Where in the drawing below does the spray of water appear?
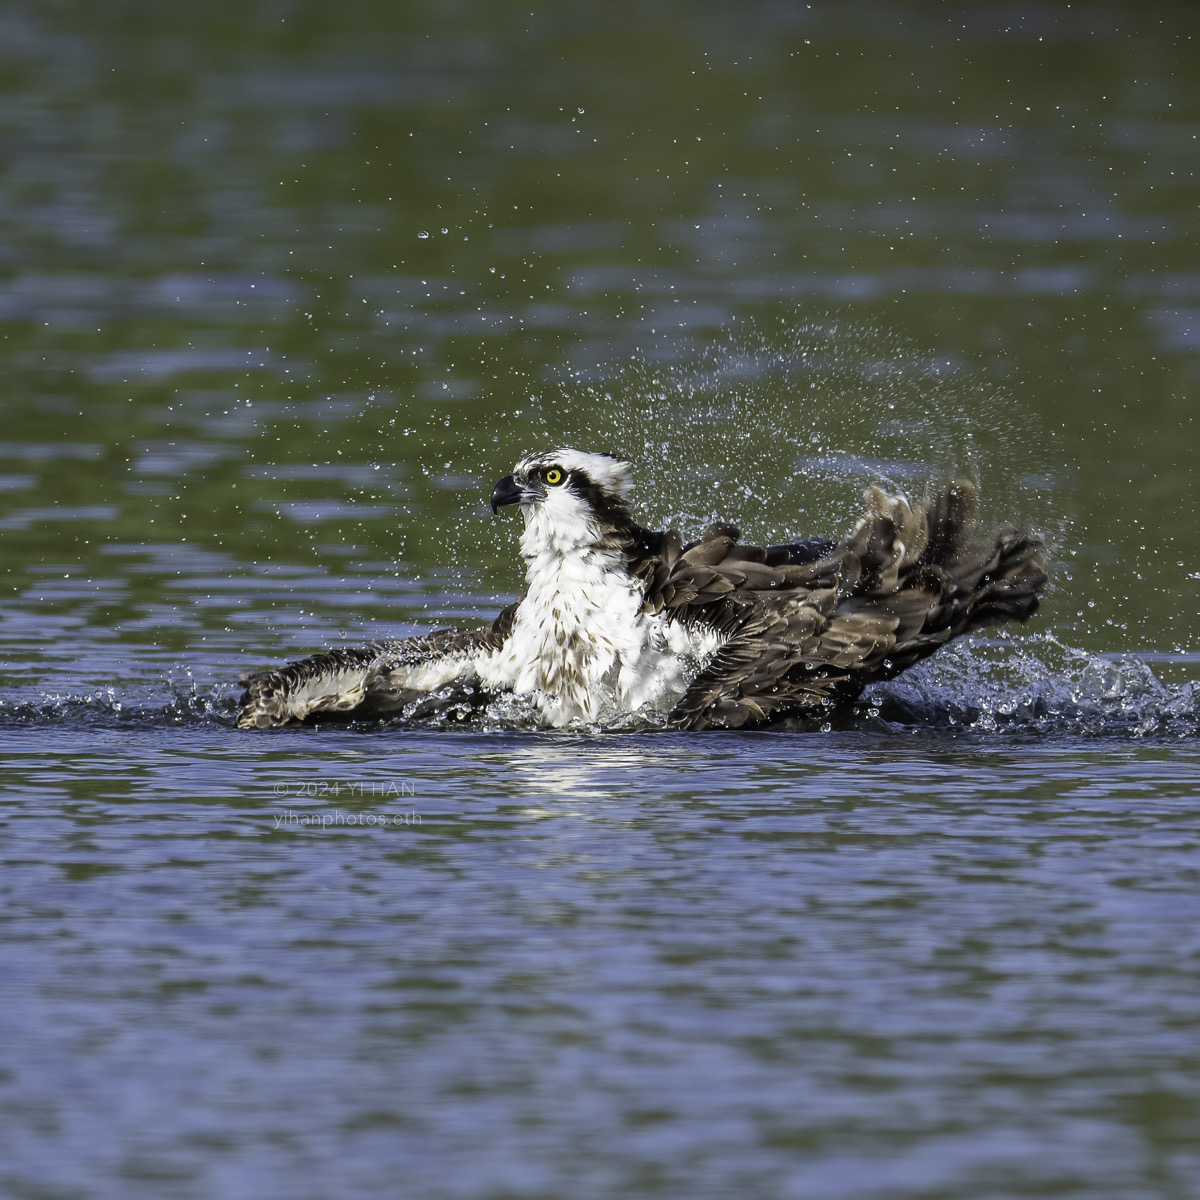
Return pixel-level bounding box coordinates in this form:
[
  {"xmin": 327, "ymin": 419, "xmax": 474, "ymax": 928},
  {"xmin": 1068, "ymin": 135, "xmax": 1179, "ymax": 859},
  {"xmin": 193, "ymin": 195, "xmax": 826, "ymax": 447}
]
[
  {"xmin": 19, "ymin": 315, "xmax": 1180, "ymax": 737},
  {"xmin": 522, "ymin": 317, "xmax": 1065, "ymax": 550}
]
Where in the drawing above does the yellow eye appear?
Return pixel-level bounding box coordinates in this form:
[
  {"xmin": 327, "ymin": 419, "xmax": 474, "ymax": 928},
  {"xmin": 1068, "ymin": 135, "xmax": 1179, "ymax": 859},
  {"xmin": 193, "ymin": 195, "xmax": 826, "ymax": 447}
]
[{"xmin": 544, "ymin": 468, "xmax": 564, "ymax": 485}]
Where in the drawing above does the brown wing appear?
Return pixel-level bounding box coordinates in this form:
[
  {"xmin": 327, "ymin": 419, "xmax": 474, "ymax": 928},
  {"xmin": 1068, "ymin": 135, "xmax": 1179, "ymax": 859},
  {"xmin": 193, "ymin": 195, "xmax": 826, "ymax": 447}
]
[
  {"xmin": 660, "ymin": 483, "xmax": 1046, "ymax": 731},
  {"xmin": 236, "ymin": 601, "xmax": 520, "ymax": 729}
]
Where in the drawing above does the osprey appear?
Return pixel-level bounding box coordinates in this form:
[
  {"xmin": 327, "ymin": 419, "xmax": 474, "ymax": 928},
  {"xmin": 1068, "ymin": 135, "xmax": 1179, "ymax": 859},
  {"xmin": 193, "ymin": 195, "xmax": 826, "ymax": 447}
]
[{"xmin": 237, "ymin": 448, "xmax": 1047, "ymax": 731}]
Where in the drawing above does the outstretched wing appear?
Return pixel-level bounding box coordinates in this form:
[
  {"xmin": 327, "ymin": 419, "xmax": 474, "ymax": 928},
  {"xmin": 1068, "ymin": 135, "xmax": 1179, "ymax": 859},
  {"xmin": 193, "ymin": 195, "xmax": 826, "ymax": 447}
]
[
  {"xmin": 236, "ymin": 602, "xmax": 519, "ymax": 729},
  {"xmin": 654, "ymin": 483, "xmax": 1046, "ymax": 730}
]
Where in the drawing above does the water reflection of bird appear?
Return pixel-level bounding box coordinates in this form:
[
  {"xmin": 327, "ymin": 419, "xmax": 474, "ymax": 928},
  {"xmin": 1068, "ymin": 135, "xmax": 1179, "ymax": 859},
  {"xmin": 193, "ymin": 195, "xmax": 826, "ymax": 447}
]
[{"xmin": 237, "ymin": 449, "xmax": 1046, "ymax": 731}]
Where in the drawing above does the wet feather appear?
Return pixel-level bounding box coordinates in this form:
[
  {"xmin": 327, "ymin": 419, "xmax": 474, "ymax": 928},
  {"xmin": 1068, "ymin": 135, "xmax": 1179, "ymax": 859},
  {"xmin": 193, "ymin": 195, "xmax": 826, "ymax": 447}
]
[{"xmin": 237, "ymin": 452, "xmax": 1047, "ymax": 732}]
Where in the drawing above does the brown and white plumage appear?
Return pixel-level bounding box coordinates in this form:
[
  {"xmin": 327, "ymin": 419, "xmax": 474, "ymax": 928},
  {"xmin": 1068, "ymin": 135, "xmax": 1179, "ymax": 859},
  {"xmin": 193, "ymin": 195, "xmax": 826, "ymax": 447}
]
[{"xmin": 236, "ymin": 449, "xmax": 1047, "ymax": 731}]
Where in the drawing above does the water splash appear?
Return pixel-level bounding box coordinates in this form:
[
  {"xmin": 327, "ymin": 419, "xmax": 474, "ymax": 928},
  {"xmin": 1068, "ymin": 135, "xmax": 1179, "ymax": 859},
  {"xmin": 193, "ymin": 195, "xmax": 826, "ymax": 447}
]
[
  {"xmin": 0, "ymin": 682, "xmax": 237, "ymax": 729},
  {"xmin": 3, "ymin": 638, "xmax": 1196, "ymax": 740},
  {"xmin": 864, "ymin": 633, "xmax": 1200, "ymax": 740},
  {"xmin": 525, "ymin": 317, "xmax": 1063, "ymax": 550}
]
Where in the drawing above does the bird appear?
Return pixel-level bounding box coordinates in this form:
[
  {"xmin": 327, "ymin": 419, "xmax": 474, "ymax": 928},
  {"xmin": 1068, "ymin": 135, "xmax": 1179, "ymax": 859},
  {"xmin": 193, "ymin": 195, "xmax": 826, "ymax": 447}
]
[{"xmin": 236, "ymin": 448, "xmax": 1047, "ymax": 731}]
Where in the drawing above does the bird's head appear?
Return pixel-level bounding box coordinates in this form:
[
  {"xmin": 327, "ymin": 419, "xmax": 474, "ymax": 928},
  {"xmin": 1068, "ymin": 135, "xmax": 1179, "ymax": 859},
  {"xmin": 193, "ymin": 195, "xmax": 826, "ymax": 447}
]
[{"xmin": 491, "ymin": 449, "xmax": 634, "ymax": 554}]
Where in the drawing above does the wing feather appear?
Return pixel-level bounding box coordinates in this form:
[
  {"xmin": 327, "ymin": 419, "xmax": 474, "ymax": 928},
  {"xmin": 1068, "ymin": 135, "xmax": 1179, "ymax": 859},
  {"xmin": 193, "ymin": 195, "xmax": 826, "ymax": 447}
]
[
  {"xmin": 236, "ymin": 601, "xmax": 519, "ymax": 729},
  {"xmin": 661, "ymin": 482, "xmax": 1046, "ymax": 730}
]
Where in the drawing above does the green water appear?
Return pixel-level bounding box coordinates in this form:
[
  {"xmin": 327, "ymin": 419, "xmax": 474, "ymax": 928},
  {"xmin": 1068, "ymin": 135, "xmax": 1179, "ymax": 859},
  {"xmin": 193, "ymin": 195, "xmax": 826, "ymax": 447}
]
[{"xmin": 3, "ymin": 3, "xmax": 1200, "ymax": 1197}]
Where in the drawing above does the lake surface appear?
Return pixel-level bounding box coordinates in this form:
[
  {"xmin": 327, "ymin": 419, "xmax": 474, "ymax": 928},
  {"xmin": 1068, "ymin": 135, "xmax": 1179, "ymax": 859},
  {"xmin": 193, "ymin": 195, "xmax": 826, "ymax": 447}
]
[{"xmin": 3, "ymin": 2, "xmax": 1200, "ymax": 1197}]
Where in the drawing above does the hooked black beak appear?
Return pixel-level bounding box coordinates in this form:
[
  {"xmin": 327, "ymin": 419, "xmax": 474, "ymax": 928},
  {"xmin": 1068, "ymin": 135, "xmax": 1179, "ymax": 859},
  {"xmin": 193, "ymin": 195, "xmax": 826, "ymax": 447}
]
[{"xmin": 491, "ymin": 474, "xmax": 524, "ymax": 514}]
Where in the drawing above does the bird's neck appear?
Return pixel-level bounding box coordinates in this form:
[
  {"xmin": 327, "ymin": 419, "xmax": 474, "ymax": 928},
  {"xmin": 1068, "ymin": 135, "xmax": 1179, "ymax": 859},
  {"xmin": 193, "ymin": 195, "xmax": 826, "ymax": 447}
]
[
  {"xmin": 519, "ymin": 532, "xmax": 629, "ymax": 608},
  {"xmin": 515, "ymin": 505, "xmax": 642, "ymax": 646},
  {"xmin": 517, "ymin": 503, "xmax": 633, "ymax": 566}
]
